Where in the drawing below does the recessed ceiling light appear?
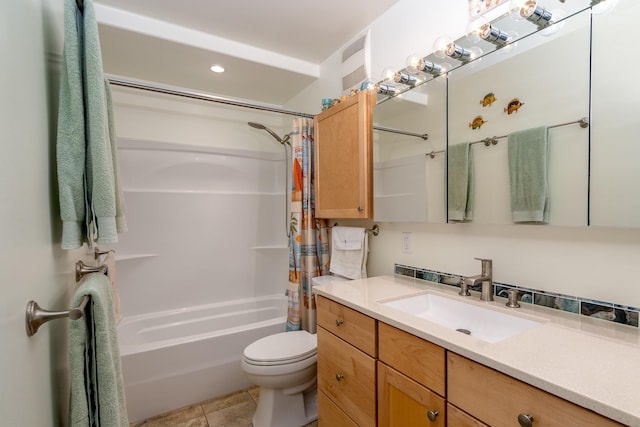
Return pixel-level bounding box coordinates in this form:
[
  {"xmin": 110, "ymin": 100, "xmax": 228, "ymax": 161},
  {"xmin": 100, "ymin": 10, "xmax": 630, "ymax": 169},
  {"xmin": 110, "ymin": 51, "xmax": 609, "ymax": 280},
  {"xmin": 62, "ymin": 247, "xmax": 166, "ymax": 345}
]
[{"xmin": 210, "ymin": 65, "xmax": 225, "ymax": 73}]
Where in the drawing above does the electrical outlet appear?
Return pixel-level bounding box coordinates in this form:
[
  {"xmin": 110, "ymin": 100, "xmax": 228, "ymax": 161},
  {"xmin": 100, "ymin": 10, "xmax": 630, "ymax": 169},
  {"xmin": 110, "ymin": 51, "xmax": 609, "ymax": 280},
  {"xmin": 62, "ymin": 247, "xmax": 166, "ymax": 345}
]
[{"xmin": 401, "ymin": 232, "xmax": 412, "ymax": 254}]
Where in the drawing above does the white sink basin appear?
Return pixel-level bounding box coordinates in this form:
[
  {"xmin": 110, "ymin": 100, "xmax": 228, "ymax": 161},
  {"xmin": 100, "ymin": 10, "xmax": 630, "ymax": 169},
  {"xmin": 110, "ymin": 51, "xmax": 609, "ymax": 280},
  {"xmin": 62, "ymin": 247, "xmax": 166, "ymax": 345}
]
[{"xmin": 382, "ymin": 293, "xmax": 542, "ymax": 343}]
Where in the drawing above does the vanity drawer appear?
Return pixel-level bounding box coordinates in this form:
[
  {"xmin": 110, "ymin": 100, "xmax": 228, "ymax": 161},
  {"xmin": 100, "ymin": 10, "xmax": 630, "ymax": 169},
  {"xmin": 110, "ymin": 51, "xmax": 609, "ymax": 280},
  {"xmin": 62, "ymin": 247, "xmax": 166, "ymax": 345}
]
[
  {"xmin": 318, "ymin": 390, "xmax": 358, "ymax": 427},
  {"xmin": 447, "ymin": 353, "xmax": 624, "ymax": 427},
  {"xmin": 378, "ymin": 322, "xmax": 445, "ymax": 396},
  {"xmin": 317, "ymin": 326, "xmax": 376, "ymax": 427},
  {"xmin": 317, "ymin": 295, "xmax": 377, "ymax": 357}
]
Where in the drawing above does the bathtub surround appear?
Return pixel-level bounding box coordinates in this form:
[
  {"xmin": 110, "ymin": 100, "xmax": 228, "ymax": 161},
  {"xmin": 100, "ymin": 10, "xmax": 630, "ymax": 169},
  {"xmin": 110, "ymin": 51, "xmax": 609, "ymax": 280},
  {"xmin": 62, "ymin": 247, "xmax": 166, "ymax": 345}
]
[
  {"xmin": 119, "ymin": 295, "xmax": 287, "ymax": 421},
  {"xmin": 56, "ymin": 0, "xmax": 126, "ymax": 249},
  {"xmin": 394, "ymin": 264, "xmax": 639, "ymax": 328},
  {"xmin": 111, "ymin": 137, "xmax": 290, "ymax": 420}
]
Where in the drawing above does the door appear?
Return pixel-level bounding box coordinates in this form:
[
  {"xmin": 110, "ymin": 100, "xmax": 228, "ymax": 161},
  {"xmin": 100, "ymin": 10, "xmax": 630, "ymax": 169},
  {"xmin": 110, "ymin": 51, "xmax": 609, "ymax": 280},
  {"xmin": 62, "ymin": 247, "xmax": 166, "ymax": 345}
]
[{"xmin": 1, "ymin": 1, "xmax": 84, "ymax": 425}]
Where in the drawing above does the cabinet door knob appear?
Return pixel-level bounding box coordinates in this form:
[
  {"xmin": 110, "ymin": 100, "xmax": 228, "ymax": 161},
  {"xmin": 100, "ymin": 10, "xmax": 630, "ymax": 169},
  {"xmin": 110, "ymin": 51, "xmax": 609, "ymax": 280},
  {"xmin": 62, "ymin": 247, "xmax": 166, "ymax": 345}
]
[
  {"xmin": 426, "ymin": 410, "xmax": 439, "ymax": 422},
  {"xmin": 518, "ymin": 414, "xmax": 534, "ymax": 427},
  {"xmin": 335, "ymin": 319, "xmax": 344, "ymax": 326},
  {"xmin": 335, "ymin": 374, "xmax": 344, "ymax": 381}
]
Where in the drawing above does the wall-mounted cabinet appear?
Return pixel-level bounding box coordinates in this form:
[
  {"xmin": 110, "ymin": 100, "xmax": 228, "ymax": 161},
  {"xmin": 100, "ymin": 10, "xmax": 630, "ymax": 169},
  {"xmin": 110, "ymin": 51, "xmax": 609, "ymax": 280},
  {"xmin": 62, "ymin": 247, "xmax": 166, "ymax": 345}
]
[{"xmin": 315, "ymin": 90, "xmax": 376, "ymax": 219}]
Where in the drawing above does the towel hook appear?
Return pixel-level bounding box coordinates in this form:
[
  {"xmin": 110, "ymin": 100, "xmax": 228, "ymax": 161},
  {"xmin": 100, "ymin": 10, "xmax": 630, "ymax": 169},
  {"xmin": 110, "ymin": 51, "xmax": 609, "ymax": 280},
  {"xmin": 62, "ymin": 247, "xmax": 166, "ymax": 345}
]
[{"xmin": 76, "ymin": 260, "xmax": 108, "ymax": 282}]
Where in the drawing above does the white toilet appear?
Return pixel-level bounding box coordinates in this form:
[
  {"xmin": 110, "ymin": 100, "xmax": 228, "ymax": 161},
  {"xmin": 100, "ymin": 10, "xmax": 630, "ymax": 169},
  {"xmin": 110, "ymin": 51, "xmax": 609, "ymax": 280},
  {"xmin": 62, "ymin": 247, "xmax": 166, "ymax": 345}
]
[{"xmin": 241, "ymin": 275, "xmax": 348, "ymax": 427}]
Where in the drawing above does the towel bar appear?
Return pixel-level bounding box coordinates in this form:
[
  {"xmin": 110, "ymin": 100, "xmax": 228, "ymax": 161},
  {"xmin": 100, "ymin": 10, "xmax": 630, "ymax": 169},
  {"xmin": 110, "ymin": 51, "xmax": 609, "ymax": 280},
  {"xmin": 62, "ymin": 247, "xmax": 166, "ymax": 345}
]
[
  {"xmin": 76, "ymin": 260, "xmax": 108, "ymax": 282},
  {"xmin": 330, "ymin": 223, "xmax": 379, "ymax": 236},
  {"xmin": 25, "ymin": 295, "xmax": 90, "ymax": 337},
  {"xmin": 25, "ymin": 260, "xmax": 108, "ymax": 337}
]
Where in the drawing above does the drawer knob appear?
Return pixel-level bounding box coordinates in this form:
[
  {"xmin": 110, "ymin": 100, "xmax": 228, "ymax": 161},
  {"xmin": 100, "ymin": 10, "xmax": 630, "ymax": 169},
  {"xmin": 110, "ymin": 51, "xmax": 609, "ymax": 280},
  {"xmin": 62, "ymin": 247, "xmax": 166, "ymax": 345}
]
[
  {"xmin": 335, "ymin": 319, "xmax": 344, "ymax": 326},
  {"xmin": 335, "ymin": 374, "xmax": 344, "ymax": 381},
  {"xmin": 426, "ymin": 410, "xmax": 439, "ymax": 422},
  {"xmin": 518, "ymin": 414, "xmax": 534, "ymax": 427}
]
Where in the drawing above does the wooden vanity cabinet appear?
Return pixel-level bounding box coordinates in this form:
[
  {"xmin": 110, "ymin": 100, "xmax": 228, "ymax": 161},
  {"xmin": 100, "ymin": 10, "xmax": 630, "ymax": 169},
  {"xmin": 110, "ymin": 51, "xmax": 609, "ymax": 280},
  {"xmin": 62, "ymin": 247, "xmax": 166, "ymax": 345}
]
[
  {"xmin": 447, "ymin": 352, "xmax": 624, "ymax": 427},
  {"xmin": 378, "ymin": 323, "xmax": 446, "ymax": 427},
  {"xmin": 316, "ymin": 295, "xmax": 377, "ymax": 427},
  {"xmin": 314, "ymin": 90, "xmax": 375, "ymax": 219},
  {"xmin": 316, "ymin": 295, "xmax": 625, "ymax": 427}
]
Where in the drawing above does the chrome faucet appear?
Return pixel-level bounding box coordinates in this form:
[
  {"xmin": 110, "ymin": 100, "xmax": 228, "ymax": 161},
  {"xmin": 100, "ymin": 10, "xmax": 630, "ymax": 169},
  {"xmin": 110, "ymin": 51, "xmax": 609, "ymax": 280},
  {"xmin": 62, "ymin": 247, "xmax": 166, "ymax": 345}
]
[{"xmin": 460, "ymin": 258, "xmax": 493, "ymax": 301}]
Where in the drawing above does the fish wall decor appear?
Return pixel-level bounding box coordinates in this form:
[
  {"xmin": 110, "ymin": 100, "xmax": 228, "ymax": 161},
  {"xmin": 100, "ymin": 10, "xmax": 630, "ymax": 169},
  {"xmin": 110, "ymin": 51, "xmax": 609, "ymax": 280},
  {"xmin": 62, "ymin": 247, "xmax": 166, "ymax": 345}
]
[{"xmin": 505, "ymin": 98, "xmax": 525, "ymax": 114}]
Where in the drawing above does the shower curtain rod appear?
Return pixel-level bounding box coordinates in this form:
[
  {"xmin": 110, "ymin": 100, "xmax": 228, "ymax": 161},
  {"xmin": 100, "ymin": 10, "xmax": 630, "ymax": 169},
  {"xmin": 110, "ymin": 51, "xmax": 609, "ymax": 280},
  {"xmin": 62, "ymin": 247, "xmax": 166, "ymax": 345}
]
[{"xmin": 106, "ymin": 76, "xmax": 427, "ymax": 140}]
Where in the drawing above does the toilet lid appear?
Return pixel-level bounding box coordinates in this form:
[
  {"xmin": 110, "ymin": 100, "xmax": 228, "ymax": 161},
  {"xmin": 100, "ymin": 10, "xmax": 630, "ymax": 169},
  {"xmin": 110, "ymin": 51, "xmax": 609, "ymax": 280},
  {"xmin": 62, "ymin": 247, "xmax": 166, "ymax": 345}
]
[{"xmin": 243, "ymin": 331, "xmax": 317, "ymax": 365}]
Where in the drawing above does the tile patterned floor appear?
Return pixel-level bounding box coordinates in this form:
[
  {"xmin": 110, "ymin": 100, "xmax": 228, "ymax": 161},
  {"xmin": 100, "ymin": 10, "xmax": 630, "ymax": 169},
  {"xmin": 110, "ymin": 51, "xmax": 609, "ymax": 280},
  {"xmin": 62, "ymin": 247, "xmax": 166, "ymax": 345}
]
[{"xmin": 129, "ymin": 386, "xmax": 319, "ymax": 427}]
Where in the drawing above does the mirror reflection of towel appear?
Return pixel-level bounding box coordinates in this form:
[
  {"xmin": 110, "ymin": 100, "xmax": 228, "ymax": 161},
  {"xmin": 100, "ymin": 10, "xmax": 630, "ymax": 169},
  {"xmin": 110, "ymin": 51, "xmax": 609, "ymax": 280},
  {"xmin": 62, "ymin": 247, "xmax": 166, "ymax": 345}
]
[
  {"xmin": 448, "ymin": 142, "xmax": 474, "ymax": 221},
  {"xmin": 508, "ymin": 126, "xmax": 549, "ymax": 223},
  {"xmin": 330, "ymin": 227, "xmax": 368, "ymax": 279}
]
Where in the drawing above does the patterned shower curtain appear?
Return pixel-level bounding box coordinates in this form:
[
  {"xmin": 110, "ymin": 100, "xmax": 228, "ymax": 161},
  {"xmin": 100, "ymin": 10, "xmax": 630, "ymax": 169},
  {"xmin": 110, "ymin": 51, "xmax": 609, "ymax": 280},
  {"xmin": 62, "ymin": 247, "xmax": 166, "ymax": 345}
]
[{"xmin": 286, "ymin": 117, "xmax": 330, "ymax": 332}]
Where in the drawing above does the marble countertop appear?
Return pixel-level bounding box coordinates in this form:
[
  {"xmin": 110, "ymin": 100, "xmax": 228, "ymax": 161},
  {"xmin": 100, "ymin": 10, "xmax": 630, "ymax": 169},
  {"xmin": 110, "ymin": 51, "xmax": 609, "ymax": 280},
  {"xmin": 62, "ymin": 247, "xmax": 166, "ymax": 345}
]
[{"xmin": 313, "ymin": 275, "xmax": 640, "ymax": 426}]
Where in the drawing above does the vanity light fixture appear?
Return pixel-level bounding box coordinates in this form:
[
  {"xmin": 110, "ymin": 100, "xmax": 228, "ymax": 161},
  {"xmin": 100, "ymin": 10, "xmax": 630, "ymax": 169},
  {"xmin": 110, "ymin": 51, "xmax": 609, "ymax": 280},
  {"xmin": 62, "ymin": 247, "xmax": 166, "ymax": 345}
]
[
  {"xmin": 511, "ymin": 0, "xmax": 553, "ymax": 28},
  {"xmin": 376, "ymin": 83, "xmax": 398, "ymax": 96},
  {"xmin": 478, "ymin": 24, "xmax": 510, "ymax": 47},
  {"xmin": 381, "ymin": 67, "xmax": 418, "ymax": 88},
  {"xmin": 406, "ymin": 54, "xmax": 445, "ymax": 76},
  {"xmin": 393, "ymin": 71, "xmax": 419, "ymax": 86},
  {"xmin": 434, "ymin": 35, "xmax": 473, "ymax": 62}
]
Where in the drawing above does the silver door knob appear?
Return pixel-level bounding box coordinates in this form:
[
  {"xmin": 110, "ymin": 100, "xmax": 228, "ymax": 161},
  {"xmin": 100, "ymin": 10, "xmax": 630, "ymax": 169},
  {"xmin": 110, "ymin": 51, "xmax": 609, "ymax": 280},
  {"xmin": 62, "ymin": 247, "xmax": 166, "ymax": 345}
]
[
  {"xmin": 426, "ymin": 410, "xmax": 439, "ymax": 422},
  {"xmin": 518, "ymin": 414, "xmax": 534, "ymax": 427},
  {"xmin": 335, "ymin": 374, "xmax": 344, "ymax": 381}
]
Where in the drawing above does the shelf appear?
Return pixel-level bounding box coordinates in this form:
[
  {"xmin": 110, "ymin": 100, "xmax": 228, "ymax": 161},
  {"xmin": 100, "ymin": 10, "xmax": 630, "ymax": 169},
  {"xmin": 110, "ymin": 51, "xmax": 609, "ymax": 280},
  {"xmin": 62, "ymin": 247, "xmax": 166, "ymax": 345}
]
[
  {"xmin": 114, "ymin": 254, "xmax": 159, "ymax": 261},
  {"xmin": 250, "ymin": 245, "xmax": 288, "ymax": 250}
]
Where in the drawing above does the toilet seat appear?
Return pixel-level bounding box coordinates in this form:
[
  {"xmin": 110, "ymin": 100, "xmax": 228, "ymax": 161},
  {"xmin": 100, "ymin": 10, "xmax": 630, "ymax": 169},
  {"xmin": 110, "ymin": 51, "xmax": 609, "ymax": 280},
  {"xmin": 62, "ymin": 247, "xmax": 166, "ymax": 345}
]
[{"xmin": 243, "ymin": 330, "xmax": 317, "ymax": 366}]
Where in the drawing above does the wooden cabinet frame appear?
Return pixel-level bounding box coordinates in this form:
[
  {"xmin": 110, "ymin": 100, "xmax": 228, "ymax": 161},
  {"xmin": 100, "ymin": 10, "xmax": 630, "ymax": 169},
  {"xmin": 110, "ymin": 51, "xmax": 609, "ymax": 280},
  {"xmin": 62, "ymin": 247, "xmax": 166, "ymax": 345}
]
[{"xmin": 314, "ymin": 90, "xmax": 375, "ymax": 218}]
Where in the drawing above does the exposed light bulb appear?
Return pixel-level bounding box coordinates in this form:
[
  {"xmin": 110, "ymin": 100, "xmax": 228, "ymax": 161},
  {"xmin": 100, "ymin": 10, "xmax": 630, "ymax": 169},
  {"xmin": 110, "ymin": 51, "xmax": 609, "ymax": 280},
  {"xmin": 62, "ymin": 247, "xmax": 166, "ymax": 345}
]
[
  {"xmin": 466, "ymin": 16, "xmax": 490, "ymax": 43},
  {"xmin": 381, "ymin": 66, "xmax": 397, "ymax": 82},
  {"xmin": 510, "ymin": 0, "xmax": 553, "ymax": 27},
  {"xmin": 433, "ymin": 35, "xmax": 454, "ymax": 59},
  {"xmin": 405, "ymin": 53, "xmax": 422, "ymax": 74}
]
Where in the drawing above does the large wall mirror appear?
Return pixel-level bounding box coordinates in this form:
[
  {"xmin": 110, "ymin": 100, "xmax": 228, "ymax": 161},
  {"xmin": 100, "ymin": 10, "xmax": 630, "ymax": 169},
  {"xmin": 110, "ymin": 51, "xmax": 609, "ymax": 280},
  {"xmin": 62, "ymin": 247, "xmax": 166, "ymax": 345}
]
[
  {"xmin": 373, "ymin": 75, "xmax": 447, "ymax": 223},
  {"xmin": 447, "ymin": 8, "xmax": 591, "ymax": 226},
  {"xmin": 590, "ymin": 0, "xmax": 640, "ymax": 228},
  {"xmin": 372, "ymin": 0, "xmax": 640, "ymax": 228}
]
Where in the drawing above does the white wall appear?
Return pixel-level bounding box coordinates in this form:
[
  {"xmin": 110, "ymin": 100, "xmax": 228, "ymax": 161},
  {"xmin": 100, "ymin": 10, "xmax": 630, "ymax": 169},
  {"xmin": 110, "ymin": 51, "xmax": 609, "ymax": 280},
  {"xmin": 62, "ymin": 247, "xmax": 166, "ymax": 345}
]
[
  {"xmin": 285, "ymin": 0, "xmax": 640, "ymax": 309},
  {"xmin": 1, "ymin": 0, "xmax": 93, "ymax": 424}
]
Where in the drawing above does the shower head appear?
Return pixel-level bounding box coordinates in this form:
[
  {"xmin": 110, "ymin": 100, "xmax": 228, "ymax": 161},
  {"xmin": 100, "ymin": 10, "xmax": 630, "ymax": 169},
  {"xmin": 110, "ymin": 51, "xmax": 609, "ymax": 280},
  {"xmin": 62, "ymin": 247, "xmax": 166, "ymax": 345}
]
[{"xmin": 248, "ymin": 122, "xmax": 291, "ymax": 146}]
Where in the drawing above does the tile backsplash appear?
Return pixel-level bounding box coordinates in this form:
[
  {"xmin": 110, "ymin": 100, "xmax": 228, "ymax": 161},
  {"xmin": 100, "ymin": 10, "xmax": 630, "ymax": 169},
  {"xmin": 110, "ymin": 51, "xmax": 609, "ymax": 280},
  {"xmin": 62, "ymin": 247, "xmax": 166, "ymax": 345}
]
[{"xmin": 394, "ymin": 264, "xmax": 639, "ymax": 328}]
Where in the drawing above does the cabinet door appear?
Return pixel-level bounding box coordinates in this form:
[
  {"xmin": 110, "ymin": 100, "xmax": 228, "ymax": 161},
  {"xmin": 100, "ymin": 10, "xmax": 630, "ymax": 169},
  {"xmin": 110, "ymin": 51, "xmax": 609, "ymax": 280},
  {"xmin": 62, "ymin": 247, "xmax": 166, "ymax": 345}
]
[
  {"xmin": 378, "ymin": 361, "xmax": 445, "ymax": 427},
  {"xmin": 315, "ymin": 90, "xmax": 375, "ymax": 219}
]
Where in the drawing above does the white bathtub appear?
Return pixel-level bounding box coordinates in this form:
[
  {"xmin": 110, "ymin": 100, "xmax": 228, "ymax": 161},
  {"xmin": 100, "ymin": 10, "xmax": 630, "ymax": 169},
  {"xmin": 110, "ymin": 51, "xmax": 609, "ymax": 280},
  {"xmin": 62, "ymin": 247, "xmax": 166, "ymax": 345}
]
[{"xmin": 119, "ymin": 294, "xmax": 288, "ymax": 422}]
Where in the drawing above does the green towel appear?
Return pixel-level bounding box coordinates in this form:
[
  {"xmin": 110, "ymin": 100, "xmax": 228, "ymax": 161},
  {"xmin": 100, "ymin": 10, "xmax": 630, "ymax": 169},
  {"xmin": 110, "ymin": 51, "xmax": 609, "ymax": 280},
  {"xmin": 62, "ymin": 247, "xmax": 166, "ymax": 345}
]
[
  {"xmin": 56, "ymin": 0, "xmax": 126, "ymax": 249},
  {"xmin": 57, "ymin": 0, "xmax": 86, "ymax": 249},
  {"xmin": 448, "ymin": 142, "xmax": 474, "ymax": 221},
  {"xmin": 508, "ymin": 126, "xmax": 549, "ymax": 223},
  {"xmin": 68, "ymin": 272, "xmax": 128, "ymax": 427}
]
